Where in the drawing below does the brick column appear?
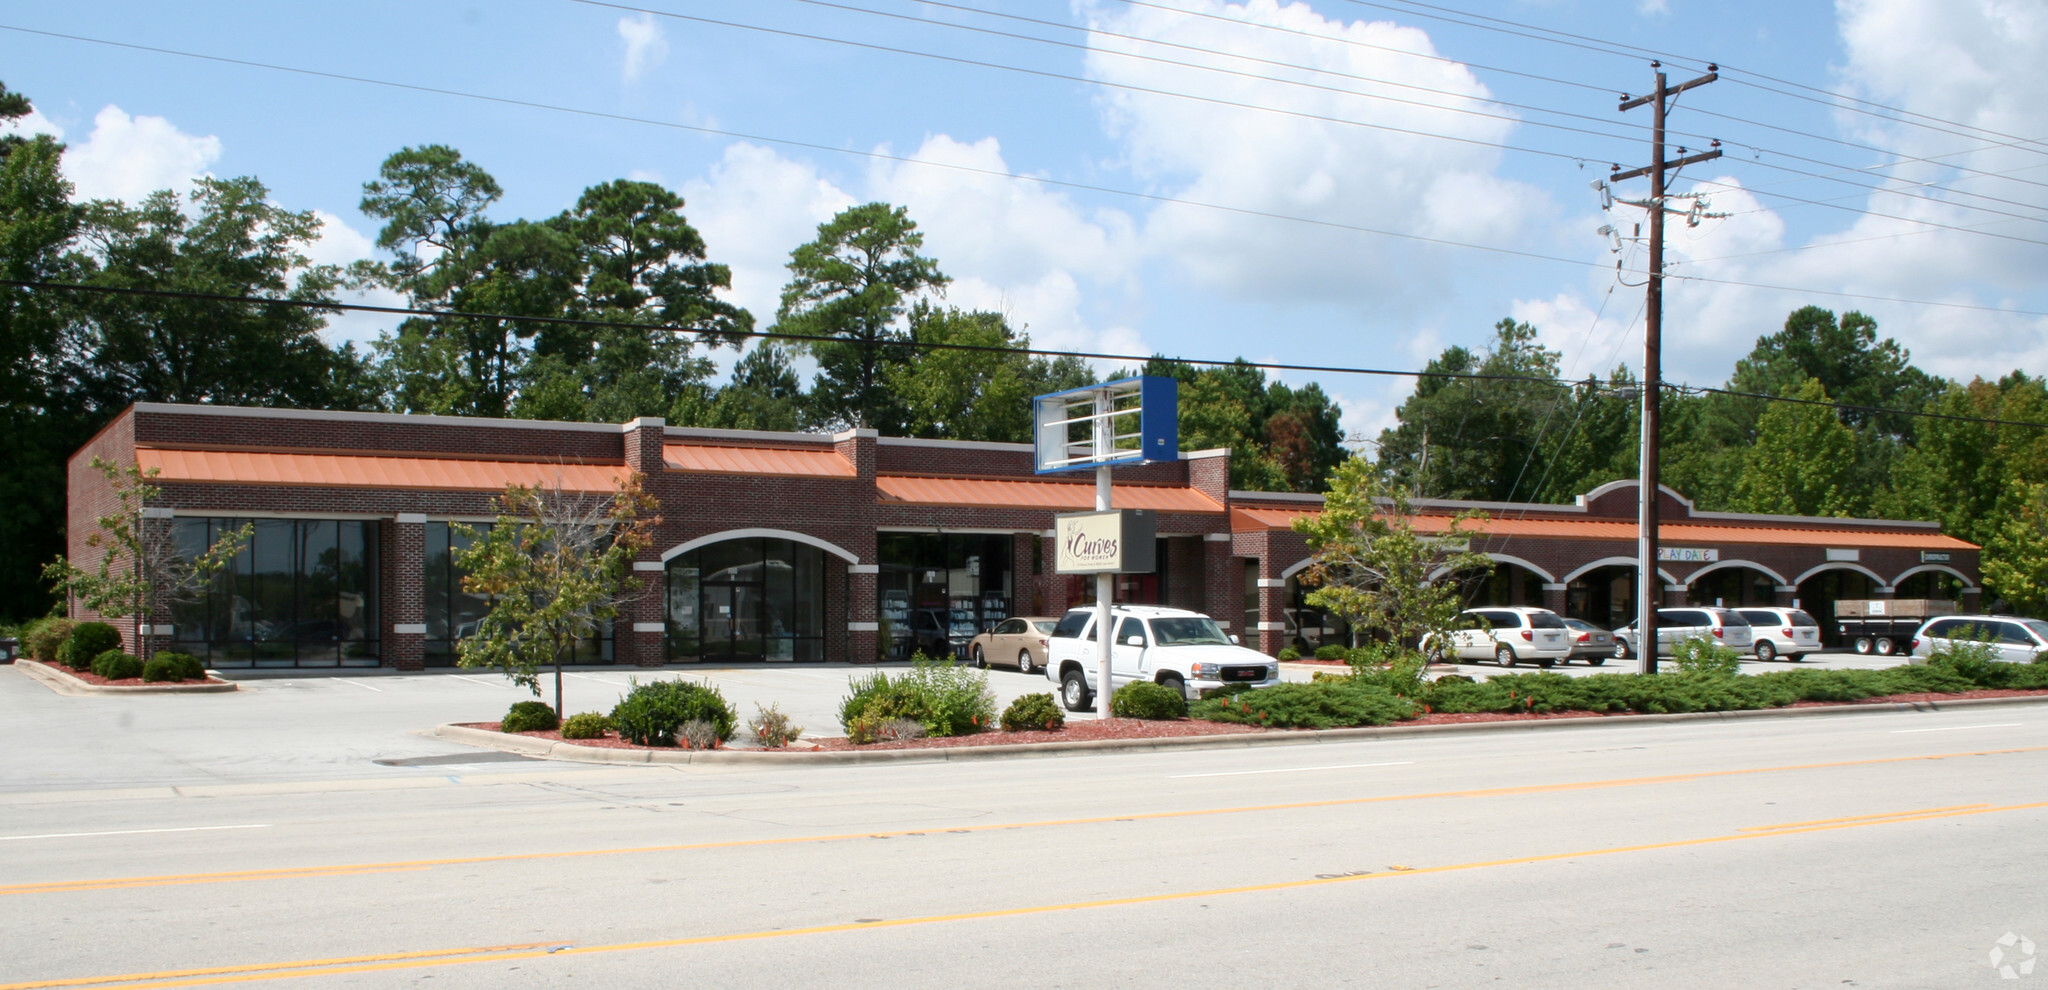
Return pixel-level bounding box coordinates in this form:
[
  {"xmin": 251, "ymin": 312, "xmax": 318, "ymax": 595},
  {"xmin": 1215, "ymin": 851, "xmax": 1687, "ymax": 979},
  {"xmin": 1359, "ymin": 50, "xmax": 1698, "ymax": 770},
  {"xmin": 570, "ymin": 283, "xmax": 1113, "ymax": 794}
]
[
  {"xmin": 621, "ymin": 416, "xmax": 668, "ymax": 667},
  {"xmin": 1541, "ymin": 583, "xmax": 1568, "ymax": 614},
  {"xmin": 1663, "ymin": 583, "xmax": 1689, "ymax": 608},
  {"xmin": 1257, "ymin": 565, "xmax": 1287, "ymax": 657},
  {"xmin": 387, "ymin": 513, "xmax": 426, "ymax": 670},
  {"xmin": 1202, "ymin": 534, "xmax": 1236, "ymax": 627},
  {"xmin": 1961, "ymin": 586, "xmax": 1983, "ymax": 613},
  {"xmin": 835, "ymin": 428, "xmax": 881, "ymax": 663},
  {"xmin": 847, "ymin": 564, "xmax": 879, "ymax": 662},
  {"xmin": 1775, "ymin": 585, "xmax": 1799, "ymax": 607},
  {"xmin": 1011, "ymin": 534, "xmax": 1038, "ymax": 616}
]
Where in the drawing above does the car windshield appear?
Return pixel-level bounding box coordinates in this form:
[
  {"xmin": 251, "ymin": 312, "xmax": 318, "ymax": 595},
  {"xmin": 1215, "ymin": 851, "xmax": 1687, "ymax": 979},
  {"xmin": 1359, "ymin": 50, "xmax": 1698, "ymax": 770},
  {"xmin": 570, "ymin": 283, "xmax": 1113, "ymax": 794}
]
[
  {"xmin": 1030, "ymin": 621, "xmax": 1058, "ymax": 635},
  {"xmin": 1150, "ymin": 616, "xmax": 1232, "ymax": 646},
  {"xmin": 2023, "ymin": 619, "xmax": 2048, "ymax": 641},
  {"xmin": 1051, "ymin": 612, "xmax": 1091, "ymax": 639}
]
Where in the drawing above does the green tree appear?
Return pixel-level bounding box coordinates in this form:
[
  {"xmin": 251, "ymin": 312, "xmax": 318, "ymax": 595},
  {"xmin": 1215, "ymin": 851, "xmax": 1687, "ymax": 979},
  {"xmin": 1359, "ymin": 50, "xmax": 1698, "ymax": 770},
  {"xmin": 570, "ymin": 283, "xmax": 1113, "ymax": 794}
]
[
  {"xmin": 41, "ymin": 458, "xmax": 249, "ymax": 660},
  {"xmin": 1730, "ymin": 378, "xmax": 1859, "ymax": 516},
  {"xmin": 1291, "ymin": 456, "xmax": 1494, "ymax": 651},
  {"xmin": 886, "ymin": 303, "xmax": 1093, "ymax": 442},
  {"xmin": 1375, "ymin": 318, "xmax": 1571, "ymax": 502},
  {"xmin": 1982, "ymin": 480, "xmax": 2048, "ymax": 617},
  {"xmin": 1140, "ymin": 357, "xmax": 1345, "ymax": 492},
  {"xmin": 690, "ymin": 342, "xmax": 807, "ymax": 432},
  {"xmin": 456, "ymin": 475, "xmax": 659, "ymax": 714},
  {"xmin": 776, "ymin": 202, "xmax": 948, "ymax": 431}
]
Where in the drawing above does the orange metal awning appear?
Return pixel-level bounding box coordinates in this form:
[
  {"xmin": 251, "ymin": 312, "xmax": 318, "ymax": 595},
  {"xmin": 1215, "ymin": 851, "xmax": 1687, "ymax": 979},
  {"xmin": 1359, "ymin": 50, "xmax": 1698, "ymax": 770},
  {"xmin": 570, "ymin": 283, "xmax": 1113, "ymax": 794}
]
[
  {"xmin": 878, "ymin": 476, "xmax": 1224, "ymax": 514},
  {"xmin": 137, "ymin": 449, "xmax": 628, "ymax": 492},
  {"xmin": 1231, "ymin": 505, "xmax": 1975, "ymax": 550},
  {"xmin": 663, "ymin": 444, "xmax": 855, "ymax": 478}
]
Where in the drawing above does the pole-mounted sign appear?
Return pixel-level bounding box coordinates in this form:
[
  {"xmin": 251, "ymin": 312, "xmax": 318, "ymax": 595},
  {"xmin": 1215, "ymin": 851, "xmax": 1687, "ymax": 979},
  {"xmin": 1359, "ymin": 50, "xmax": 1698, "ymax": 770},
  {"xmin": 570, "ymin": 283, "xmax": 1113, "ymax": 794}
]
[{"xmin": 1030, "ymin": 376, "xmax": 1177, "ymax": 718}]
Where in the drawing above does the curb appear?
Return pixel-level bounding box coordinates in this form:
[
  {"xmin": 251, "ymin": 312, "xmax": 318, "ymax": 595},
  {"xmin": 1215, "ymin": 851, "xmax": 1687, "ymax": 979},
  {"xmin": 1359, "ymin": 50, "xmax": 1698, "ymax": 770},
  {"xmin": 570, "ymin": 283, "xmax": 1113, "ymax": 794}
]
[
  {"xmin": 16, "ymin": 658, "xmax": 239, "ymax": 696},
  {"xmin": 435, "ymin": 692, "xmax": 2048, "ymax": 767}
]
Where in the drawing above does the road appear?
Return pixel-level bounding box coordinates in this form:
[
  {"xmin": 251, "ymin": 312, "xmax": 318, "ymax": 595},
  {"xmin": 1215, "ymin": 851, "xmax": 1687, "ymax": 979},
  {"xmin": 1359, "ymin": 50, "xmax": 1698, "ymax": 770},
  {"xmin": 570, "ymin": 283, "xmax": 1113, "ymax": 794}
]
[{"xmin": 3, "ymin": 663, "xmax": 2045, "ymax": 988}]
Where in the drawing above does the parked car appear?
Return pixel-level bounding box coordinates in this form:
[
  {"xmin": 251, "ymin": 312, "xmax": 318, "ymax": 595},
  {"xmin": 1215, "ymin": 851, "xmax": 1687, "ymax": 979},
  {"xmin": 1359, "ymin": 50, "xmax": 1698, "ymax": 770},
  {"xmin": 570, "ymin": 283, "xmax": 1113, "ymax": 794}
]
[
  {"xmin": 1560, "ymin": 617, "xmax": 1614, "ymax": 665},
  {"xmin": 1734, "ymin": 607, "xmax": 1822, "ymax": 662},
  {"xmin": 1613, "ymin": 607, "xmax": 1756, "ymax": 658},
  {"xmin": 1423, "ymin": 607, "xmax": 1572, "ymax": 667},
  {"xmin": 1910, "ymin": 615, "xmax": 2048, "ymax": 664},
  {"xmin": 1044, "ymin": 605, "xmax": 1279, "ymax": 712},
  {"xmin": 967, "ymin": 616, "xmax": 1060, "ymax": 674}
]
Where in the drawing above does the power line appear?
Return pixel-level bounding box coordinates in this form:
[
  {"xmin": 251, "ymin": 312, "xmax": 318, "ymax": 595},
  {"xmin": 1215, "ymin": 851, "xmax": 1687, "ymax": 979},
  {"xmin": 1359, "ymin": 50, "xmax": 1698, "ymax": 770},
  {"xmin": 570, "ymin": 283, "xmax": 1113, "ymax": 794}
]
[{"xmin": 11, "ymin": 277, "xmax": 2048, "ymax": 433}]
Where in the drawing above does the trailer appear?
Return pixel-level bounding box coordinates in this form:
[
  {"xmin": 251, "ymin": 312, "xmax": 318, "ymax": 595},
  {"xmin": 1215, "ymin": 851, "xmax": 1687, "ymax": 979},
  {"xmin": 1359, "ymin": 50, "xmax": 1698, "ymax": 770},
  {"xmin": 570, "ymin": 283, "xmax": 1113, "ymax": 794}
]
[{"xmin": 1834, "ymin": 599, "xmax": 1956, "ymax": 655}]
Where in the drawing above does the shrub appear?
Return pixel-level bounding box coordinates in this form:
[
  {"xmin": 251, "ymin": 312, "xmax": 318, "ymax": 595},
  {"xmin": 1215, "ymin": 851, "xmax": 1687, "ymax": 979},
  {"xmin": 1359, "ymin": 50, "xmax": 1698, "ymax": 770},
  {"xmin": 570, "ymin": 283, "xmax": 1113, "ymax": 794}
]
[
  {"xmin": 1346, "ymin": 648, "xmax": 1429, "ymax": 698},
  {"xmin": 837, "ymin": 654, "xmax": 995, "ymax": 740},
  {"xmin": 91, "ymin": 649, "xmax": 143, "ymax": 680},
  {"xmin": 1672, "ymin": 636, "xmax": 1742, "ymax": 679},
  {"xmin": 677, "ymin": 719, "xmax": 720, "ymax": 750},
  {"xmin": 1923, "ymin": 637, "xmax": 2005, "ymax": 686},
  {"xmin": 500, "ymin": 700, "xmax": 560, "ymax": 733},
  {"xmin": 610, "ymin": 679, "xmax": 736, "ymax": 746},
  {"xmin": 158, "ymin": 652, "xmax": 206, "ymax": 681},
  {"xmin": 560, "ymin": 712, "xmax": 613, "ymax": 739},
  {"xmin": 847, "ymin": 715, "xmax": 928, "ymax": 745},
  {"xmin": 1276, "ymin": 646, "xmax": 1302, "ymax": 661},
  {"xmin": 748, "ymin": 703, "xmax": 804, "ymax": 748},
  {"xmin": 59, "ymin": 622, "xmax": 122, "ymax": 669},
  {"xmin": 23, "ymin": 617, "xmax": 74, "ymax": 663},
  {"xmin": 1112, "ymin": 680, "xmax": 1189, "ymax": 720},
  {"xmin": 1001, "ymin": 693, "xmax": 1065, "ymax": 732},
  {"xmin": 1314, "ymin": 644, "xmax": 1346, "ymax": 661},
  {"xmin": 1192, "ymin": 678, "xmax": 1418, "ymax": 729}
]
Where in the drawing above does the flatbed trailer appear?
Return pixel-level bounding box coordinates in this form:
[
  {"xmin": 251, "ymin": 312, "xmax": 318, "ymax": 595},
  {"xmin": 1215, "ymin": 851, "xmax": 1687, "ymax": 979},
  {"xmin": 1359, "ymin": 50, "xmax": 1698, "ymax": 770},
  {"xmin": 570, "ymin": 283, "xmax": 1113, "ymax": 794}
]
[{"xmin": 1835, "ymin": 599, "xmax": 1956, "ymax": 655}]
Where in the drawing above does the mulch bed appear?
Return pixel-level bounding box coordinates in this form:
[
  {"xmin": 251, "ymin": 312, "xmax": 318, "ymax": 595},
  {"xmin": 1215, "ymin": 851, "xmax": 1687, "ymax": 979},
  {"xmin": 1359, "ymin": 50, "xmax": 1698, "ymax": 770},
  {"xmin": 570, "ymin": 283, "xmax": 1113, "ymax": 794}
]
[
  {"xmin": 40, "ymin": 662, "xmax": 223, "ymax": 687},
  {"xmin": 460, "ymin": 687, "xmax": 2048, "ymax": 755}
]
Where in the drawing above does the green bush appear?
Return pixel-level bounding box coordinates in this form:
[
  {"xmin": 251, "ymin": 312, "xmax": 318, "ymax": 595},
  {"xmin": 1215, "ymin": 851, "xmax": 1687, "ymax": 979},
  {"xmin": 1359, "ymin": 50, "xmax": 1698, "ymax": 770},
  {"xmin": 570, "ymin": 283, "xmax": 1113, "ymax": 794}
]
[
  {"xmin": 1313, "ymin": 644, "xmax": 1346, "ymax": 661},
  {"xmin": 91, "ymin": 649, "xmax": 143, "ymax": 680},
  {"xmin": 837, "ymin": 654, "xmax": 996, "ymax": 740},
  {"xmin": 560, "ymin": 711, "xmax": 613, "ymax": 739},
  {"xmin": 59, "ymin": 622, "xmax": 122, "ymax": 669},
  {"xmin": 1192, "ymin": 678, "xmax": 1418, "ymax": 729},
  {"xmin": 610, "ymin": 679, "xmax": 736, "ymax": 746},
  {"xmin": 1672, "ymin": 636, "xmax": 1742, "ymax": 678},
  {"xmin": 1112, "ymin": 680, "xmax": 1189, "ymax": 720},
  {"xmin": 747, "ymin": 703, "xmax": 804, "ymax": 748},
  {"xmin": 141, "ymin": 652, "xmax": 206, "ymax": 682},
  {"xmin": 1276, "ymin": 646, "xmax": 1302, "ymax": 661},
  {"xmin": 23, "ymin": 617, "xmax": 74, "ymax": 664},
  {"xmin": 1923, "ymin": 636, "xmax": 2005, "ymax": 685},
  {"xmin": 500, "ymin": 700, "xmax": 561, "ymax": 733},
  {"xmin": 1000, "ymin": 693, "xmax": 1065, "ymax": 732}
]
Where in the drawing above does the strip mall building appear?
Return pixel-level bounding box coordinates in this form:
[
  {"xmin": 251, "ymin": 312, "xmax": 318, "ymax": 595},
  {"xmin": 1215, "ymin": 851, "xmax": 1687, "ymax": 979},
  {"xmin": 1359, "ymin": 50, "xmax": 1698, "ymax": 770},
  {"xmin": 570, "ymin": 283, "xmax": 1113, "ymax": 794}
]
[{"xmin": 67, "ymin": 403, "xmax": 1983, "ymax": 669}]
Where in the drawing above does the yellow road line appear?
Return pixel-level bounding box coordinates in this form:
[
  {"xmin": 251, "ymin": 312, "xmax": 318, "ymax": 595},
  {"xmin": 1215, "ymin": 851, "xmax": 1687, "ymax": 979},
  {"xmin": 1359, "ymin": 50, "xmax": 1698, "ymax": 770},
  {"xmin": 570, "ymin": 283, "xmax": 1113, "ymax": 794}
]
[
  {"xmin": 12, "ymin": 798, "xmax": 2047, "ymax": 990},
  {"xmin": 1737, "ymin": 803, "xmax": 1990, "ymax": 832},
  {"xmin": 6, "ymin": 744, "xmax": 2043, "ymax": 899}
]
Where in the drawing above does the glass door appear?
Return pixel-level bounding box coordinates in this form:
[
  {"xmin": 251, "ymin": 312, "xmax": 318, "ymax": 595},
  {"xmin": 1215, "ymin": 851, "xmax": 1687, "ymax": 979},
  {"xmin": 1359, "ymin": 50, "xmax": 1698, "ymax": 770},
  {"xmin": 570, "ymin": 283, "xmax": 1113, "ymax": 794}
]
[{"xmin": 702, "ymin": 582, "xmax": 767, "ymax": 660}]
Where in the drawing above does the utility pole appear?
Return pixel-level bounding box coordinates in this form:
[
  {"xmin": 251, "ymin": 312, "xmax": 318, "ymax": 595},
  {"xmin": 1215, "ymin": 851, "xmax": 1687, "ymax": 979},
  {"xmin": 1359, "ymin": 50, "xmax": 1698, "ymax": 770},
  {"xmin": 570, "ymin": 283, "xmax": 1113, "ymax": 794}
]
[{"xmin": 1612, "ymin": 61, "xmax": 1718, "ymax": 675}]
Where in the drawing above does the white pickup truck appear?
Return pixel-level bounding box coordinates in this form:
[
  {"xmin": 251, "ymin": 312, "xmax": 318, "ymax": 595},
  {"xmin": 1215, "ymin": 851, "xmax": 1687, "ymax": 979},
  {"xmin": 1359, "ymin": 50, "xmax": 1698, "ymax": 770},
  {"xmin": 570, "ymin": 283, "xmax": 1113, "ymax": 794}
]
[{"xmin": 1043, "ymin": 605, "xmax": 1281, "ymax": 712}]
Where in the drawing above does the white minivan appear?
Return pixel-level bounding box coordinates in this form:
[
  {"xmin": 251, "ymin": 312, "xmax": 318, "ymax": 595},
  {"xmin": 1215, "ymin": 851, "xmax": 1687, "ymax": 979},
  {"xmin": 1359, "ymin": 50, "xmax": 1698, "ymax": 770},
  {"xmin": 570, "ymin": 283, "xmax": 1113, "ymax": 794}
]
[
  {"xmin": 1734, "ymin": 607, "xmax": 1823, "ymax": 662},
  {"xmin": 1613, "ymin": 607, "xmax": 1756, "ymax": 658},
  {"xmin": 1427, "ymin": 607, "xmax": 1573, "ymax": 667}
]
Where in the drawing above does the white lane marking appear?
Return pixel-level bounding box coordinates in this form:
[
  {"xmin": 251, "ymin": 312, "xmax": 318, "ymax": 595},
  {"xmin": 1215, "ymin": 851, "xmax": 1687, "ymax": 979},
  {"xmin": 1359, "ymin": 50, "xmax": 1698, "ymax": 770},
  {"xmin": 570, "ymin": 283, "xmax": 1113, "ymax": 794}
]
[
  {"xmin": 449, "ymin": 675, "xmax": 511, "ymax": 689},
  {"xmin": 0, "ymin": 824, "xmax": 272, "ymax": 842},
  {"xmin": 1170, "ymin": 761, "xmax": 1414, "ymax": 779},
  {"xmin": 329, "ymin": 677, "xmax": 381, "ymax": 692},
  {"xmin": 1890, "ymin": 723, "xmax": 2023, "ymax": 734}
]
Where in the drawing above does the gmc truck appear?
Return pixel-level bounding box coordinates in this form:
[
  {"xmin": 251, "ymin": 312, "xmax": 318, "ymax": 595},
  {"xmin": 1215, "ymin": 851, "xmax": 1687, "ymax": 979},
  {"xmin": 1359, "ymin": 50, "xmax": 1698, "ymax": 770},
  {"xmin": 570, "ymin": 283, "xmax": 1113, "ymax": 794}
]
[{"xmin": 1043, "ymin": 605, "xmax": 1281, "ymax": 712}]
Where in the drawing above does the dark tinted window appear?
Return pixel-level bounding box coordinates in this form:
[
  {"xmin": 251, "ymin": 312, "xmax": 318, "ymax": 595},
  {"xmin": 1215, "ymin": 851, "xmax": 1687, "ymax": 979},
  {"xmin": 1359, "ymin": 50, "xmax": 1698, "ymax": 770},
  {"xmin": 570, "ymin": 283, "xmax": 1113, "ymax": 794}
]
[
  {"xmin": 1528, "ymin": 612, "xmax": 1566, "ymax": 629},
  {"xmin": 1789, "ymin": 611, "xmax": 1818, "ymax": 627},
  {"xmin": 1717, "ymin": 611, "xmax": 1752, "ymax": 627},
  {"xmin": 1483, "ymin": 610, "xmax": 1522, "ymax": 628},
  {"xmin": 1115, "ymin": 617, "xmax": 1149, "ymax": 646},
  {"xmin": 993, "ymin": 619, "xmax": 1024, "ymax": 635},
  {"xmin": 1737, "ymin": 610, "xmax": 1776, "ymax": 625},
  {"xmin": 1052, "ymin": 611, "xmax": 1092, "ymax": 639},
  {"xmin": 1923, "ymin": 619, "xmax": 1957, "ymax": 638},
  {"xmin": 2000, "ymin": 622, "xmax": 2034, "ymax": 645},
  {"xmin": 1660, "ymin": 610, "xmax": 1706, "ymax": 627}
]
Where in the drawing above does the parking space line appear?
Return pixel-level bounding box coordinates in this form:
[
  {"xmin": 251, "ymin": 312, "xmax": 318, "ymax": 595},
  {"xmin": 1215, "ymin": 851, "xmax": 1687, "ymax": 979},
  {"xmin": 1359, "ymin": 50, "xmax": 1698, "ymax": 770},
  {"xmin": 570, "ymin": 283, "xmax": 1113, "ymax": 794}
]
[
  {"xmin": 328, "ymin": 678, "xmax": 381, "ymax": 692},
  {"xmin": 1170, "ymin": 761, "xmax": 1414, "ymax": 779}
]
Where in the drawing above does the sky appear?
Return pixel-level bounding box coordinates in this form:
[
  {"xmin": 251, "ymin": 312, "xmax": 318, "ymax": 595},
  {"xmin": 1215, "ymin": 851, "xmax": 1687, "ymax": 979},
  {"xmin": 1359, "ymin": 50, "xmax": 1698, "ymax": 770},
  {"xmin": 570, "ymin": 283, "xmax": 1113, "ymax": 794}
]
[{"xmin": 4, "ymin": 0, "xmax": 2045, "ymax": 440}]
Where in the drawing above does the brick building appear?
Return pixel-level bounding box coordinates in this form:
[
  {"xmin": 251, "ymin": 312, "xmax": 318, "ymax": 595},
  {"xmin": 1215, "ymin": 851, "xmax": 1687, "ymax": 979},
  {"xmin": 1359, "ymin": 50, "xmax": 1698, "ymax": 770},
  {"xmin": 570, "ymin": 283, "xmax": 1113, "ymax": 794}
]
[{"xmin": 65, "ymin": 403, "xmax": 1981, "ymax": 669}]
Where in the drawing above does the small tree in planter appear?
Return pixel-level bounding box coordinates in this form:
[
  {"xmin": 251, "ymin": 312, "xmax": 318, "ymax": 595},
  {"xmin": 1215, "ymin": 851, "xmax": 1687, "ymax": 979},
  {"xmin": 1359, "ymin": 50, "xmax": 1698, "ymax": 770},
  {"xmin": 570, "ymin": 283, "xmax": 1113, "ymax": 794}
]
[
  {"xmin": 455, "ymin": 473, "xmax": 658, "ymax": 714},
  {"xmin": 1290, "ymin": 456, "xmax": 1494, "ymax": 666},
  {"xmin": 43, "ymin": 457, "xmax": 250, "ymax": 661}
]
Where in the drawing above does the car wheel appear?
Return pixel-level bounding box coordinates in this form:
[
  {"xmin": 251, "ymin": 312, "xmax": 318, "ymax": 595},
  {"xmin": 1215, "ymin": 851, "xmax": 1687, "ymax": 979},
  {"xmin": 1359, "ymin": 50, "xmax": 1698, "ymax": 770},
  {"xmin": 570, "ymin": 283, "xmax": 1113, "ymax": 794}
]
[
  {"xmin": 1496, "ymin": 644, "xmax": 1517, "ymax": 667},
  {"xmin": 972, "ymin": 645, "xmax": 986, "ymax": 669},
  {"xmin": 1017, "ymin": 649, "xmax": 1035, "ymax": 675},
  {"xmin": 1853, "ymin": 636, "xmax": 1874, "ymax": 655},
  {"xmin": 1754, "ymin": 640, "xmax": 1777, "ymax": 663},
  {"xmin": 1614, "ymin": 640, "xmax": 1631, "ymax": 660},
  {"xmin": 1157, "ymin": 673, "xmax": 1187, "ymax": 699},
  {"xmin": 1060, "ymin": 669, "xmax": 1092, "ymax": 712},
  {"xmin": 1588, "ymin": 655, "xmax": 1606, "ymax": 667},
  {"xmin": 1874, "ymin": 637, "xmax": 1896, "ymax": 656}
]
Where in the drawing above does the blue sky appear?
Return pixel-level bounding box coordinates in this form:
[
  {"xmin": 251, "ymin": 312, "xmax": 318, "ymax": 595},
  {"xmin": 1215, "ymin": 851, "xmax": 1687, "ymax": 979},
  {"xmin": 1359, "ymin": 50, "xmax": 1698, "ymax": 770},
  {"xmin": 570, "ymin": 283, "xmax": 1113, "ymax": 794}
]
[{"xmin": 5, "ymin": 0, "xmax": 2043, "ymax": 437}]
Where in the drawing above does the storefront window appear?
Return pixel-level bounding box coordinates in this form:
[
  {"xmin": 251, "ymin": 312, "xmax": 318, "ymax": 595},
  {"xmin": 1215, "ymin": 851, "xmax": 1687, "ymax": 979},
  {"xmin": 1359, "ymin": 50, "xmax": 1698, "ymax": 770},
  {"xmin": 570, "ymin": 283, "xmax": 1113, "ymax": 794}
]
[
  {"xmin": 168, "ymin": 518, "xmax": 380, "ymax": 668},
  {"xmin": 423, "ymin": 522, "xmax": 612, "ymax": 666},
  {"xmin": 879, "ymin": 533, "xmax": 1014, "ymax": 660},
  {"xmin": 668, "ymin": 537, "xmax": 827, "ymax": 661}
]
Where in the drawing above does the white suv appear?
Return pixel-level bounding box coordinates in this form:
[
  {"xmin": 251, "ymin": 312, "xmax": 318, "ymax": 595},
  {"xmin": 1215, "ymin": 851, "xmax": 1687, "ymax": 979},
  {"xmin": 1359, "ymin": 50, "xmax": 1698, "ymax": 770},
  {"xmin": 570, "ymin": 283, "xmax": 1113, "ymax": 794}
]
[
  {"xmin": 1427, "ymin": 607, "xmax": 1572, "ymax": 667},
  {"xmin": 1614, "ymin": 607, "xmax": 1756, "ymax": 658},
  {"xmin": 1044, "ymin": 606, "xmax": 1280, "ymax": 712},
  {"xmin": 1734, "ymin": 607, "xmax": 1822, "ymax": 662}
]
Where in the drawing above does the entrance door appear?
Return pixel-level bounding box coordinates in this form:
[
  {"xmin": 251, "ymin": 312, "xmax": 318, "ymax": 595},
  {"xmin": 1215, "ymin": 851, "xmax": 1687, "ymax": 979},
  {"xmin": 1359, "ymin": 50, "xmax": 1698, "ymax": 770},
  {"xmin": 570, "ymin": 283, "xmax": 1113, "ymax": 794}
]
[{"xmin": 702, "ymin": 582, "xmax": 766, "ymax": 660}]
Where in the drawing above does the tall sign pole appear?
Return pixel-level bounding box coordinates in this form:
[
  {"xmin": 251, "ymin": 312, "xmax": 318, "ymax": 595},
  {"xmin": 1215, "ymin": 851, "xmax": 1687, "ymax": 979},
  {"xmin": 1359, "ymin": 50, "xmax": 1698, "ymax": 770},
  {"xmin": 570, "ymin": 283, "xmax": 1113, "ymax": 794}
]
[
  {"xmin": 1094, "ymin": 391, "xmax": 1116, "ymax": 720},
  {"xmin": 1613, "ymin": 61, "xmax": 1717, "ymax": 675}
]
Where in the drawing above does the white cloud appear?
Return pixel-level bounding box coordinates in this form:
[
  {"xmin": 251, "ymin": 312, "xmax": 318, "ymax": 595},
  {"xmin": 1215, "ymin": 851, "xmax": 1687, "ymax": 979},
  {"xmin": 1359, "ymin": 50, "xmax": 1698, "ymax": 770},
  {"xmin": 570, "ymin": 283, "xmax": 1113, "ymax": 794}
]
[
  {"xmin": 617, "ymin": 13, "xmax": 669, "ymax": 83},
  {"xmin": 61, "ymin": 105, "xmax": 221, "ymax": 203},
  {"xmin": 1638, "ymin": 0, "xmax": 1671, "ymax": 15},
  {"xmin": 1082, "ymin": 0, "xmax": 1543, "ymax": 310},
  {"xmin": 680, "ymin": 142, "xmax": 857, "ymax": 321},
  {"xmin": 0, "ymin": 105, "xmax": 63, "ymax": 141}
]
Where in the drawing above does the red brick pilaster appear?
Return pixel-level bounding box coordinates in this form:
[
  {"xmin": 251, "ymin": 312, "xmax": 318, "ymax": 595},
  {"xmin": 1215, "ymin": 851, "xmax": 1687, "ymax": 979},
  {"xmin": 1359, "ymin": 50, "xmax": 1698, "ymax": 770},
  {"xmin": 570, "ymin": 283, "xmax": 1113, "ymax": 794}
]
[{"xmin": 387, "ymin": 514, "xmax": 425, "ymax": 670}]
